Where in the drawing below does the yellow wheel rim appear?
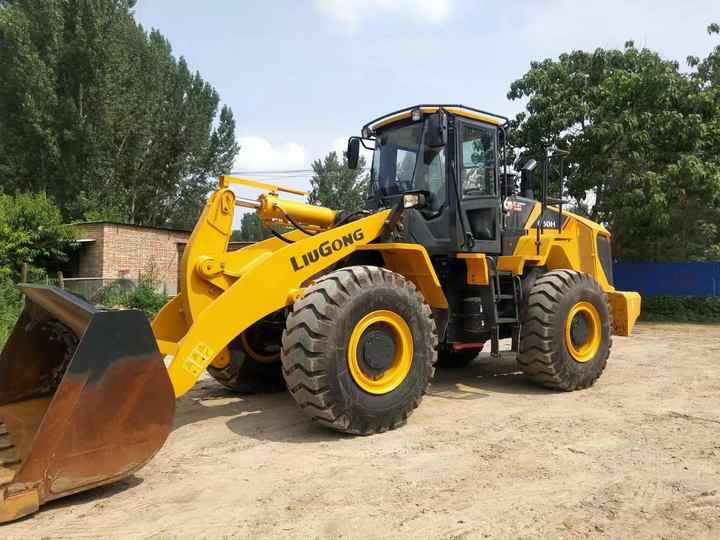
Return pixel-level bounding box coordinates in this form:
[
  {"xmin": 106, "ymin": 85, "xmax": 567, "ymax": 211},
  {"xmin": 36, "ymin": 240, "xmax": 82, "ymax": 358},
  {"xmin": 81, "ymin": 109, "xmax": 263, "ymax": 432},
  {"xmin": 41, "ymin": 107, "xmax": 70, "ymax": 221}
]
[
  {"xmin": 240, "ymin": 332, "xmax": 279, "ymax": 364},
  {"xmin": 347, "ymin": 310, "xmax": 413, "ymax": 395},
  {"xmin": 564, "ymin": 301, "xmax": 602, "ymax": 363}
]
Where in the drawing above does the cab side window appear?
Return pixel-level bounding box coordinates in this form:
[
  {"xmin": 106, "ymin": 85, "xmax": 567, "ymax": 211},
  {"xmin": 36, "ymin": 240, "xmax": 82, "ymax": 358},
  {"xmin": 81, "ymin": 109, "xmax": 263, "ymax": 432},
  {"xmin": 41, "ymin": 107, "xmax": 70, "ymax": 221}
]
[
  {"xmin": 415, "ymin": 147, "xmax": 446, "ymax": 212},
  {"xmin": 461, "ymin": 124, "xmax": 497, "ymax": 197},
  {"xmin": 426, "ymin": 150, "xmax": 446, "ymax": 212}
]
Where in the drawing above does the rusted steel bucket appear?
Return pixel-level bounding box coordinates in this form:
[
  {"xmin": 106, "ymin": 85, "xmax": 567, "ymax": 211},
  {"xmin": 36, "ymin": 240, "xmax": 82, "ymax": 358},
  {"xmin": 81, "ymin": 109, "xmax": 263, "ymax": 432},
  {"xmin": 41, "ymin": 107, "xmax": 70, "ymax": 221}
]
[{"xmin": 0, "ymin": 285, "xmax": 175, "ymax": 523}]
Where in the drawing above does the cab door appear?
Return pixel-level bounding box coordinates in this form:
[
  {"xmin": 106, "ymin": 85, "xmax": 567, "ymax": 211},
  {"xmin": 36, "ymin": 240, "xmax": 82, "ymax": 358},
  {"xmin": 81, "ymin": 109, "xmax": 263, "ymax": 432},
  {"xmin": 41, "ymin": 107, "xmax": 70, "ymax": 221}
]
[{"xmin": 455, "ymin": 119, "xmax": 502, "ymax": 254}]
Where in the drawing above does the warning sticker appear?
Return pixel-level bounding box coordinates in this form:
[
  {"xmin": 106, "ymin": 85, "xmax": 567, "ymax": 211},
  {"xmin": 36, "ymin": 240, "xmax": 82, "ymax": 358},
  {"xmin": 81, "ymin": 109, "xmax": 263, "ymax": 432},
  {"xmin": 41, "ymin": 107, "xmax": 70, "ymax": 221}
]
[{"xmin": 184, "ymin": 342, "xmax": 214, "ymax": 377}]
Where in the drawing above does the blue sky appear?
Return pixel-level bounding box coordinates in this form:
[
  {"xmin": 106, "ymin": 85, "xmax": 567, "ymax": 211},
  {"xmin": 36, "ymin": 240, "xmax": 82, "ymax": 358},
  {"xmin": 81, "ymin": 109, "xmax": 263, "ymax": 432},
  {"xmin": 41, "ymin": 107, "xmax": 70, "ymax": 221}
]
[{"xmin": 135, "ymin": 0, "xmax": 719, "ymax": 193}]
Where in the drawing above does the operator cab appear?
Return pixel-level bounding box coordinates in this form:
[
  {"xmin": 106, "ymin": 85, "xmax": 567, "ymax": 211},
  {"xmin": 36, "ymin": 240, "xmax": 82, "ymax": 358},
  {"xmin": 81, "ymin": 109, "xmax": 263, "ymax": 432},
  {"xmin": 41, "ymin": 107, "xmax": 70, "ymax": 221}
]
[{"xmin": 347, "ymin": 105, "xmax": 514, "ymax": 255}]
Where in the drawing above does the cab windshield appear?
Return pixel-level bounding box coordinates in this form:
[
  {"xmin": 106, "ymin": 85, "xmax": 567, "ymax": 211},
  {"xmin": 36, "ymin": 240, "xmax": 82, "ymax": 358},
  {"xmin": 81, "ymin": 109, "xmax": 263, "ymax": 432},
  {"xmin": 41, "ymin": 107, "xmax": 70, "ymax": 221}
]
[{"xmin": 370, "ymin": 121, "xmax": 446, "ymax": 212}]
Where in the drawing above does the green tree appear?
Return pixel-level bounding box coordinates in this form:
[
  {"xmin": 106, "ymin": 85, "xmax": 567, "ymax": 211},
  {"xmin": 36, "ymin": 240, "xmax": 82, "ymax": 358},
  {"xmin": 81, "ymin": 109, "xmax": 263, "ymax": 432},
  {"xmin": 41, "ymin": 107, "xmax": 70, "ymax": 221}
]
[
  {"xmin": 308, "ymin": 152, "xmax": 368, "ymax": 212},
  {"xmin": 508, "ymin": 27, "xmax": 720, "ymax": 261},
  {"xmin": 233, "ymin": 213, "xmax": 271, "ymax": 242},
  {"xmin": 0, "ymin": 0, "xmax": 238, "ymax": 229},
  {"xmin": 0, "ymin": 193, "xmax": 75, "ymax": 279}
]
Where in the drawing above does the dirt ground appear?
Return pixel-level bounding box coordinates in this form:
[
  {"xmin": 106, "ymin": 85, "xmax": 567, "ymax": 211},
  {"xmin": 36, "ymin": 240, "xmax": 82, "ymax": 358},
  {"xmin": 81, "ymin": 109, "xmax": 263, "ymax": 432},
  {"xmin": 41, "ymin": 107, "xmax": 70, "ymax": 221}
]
[{"xmin": 4, "ymin": 323, "xmax": 720, "ymax": 539}]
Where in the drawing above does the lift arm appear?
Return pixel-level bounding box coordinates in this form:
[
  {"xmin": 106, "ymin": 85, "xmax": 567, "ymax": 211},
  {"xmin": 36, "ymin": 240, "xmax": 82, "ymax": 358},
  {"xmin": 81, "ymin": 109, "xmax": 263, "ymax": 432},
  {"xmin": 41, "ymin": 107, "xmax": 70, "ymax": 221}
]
[{"xmin": 152, "ymin": 177, "xmax": 391, "ymax": 397}]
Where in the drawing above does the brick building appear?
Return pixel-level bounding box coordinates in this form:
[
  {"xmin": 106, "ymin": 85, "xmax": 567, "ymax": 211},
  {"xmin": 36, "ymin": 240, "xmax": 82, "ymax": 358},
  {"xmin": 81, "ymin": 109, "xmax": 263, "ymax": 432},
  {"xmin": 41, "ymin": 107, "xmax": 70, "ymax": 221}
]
[{"xmin": 70, "ymin": 222, "xmax": 191, "ymax": 295}]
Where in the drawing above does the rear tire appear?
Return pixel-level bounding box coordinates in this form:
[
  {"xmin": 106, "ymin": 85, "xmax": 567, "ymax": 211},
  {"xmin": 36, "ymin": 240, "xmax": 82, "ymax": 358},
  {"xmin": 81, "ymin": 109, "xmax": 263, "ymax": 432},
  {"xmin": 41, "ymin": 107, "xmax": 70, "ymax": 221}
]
[
  {"xmin": 281, "ymin": 266, "xmax": 437, "ymax": 435},
  {"xmin": 207, "ymin": 314, "xmax": 285, "ymax": 394},
  {"xmin": 518, "ymin": 270, "xmax": 612, "ymax": 391}
]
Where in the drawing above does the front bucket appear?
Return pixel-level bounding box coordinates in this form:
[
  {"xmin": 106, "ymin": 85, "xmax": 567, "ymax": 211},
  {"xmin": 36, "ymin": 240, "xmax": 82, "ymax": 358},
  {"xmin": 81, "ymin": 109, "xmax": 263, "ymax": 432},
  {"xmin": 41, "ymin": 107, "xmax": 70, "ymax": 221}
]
[{"xmin": 0, "ymin": 285, "xmax": 175, "ymax": 523}]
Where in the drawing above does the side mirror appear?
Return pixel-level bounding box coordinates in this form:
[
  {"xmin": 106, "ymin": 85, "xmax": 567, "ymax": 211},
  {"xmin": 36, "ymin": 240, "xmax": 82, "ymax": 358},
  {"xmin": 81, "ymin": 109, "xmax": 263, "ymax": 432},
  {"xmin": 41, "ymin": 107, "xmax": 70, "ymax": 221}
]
[
  {"xmin": 520, "ymin": 159, "xmax": 537, "ymax": 199},
  {"xmin": 346, "ymin": 138, "xmax": 360, "ymax": 170},
  {"xmin": 424, "ymin": 112, "xmax": 447, "ymax": 149}
]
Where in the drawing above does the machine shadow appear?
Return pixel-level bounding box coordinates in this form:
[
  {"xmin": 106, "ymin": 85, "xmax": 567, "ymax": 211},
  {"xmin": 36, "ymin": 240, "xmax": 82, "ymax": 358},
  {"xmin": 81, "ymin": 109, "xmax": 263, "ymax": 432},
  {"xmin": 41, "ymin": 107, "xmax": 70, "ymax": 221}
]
[
  {"xmin": 173, "ymin": 380, "xmax": 342, "ymax": 444},
  {"xmin": 20, "ymin": 357, "xmax": 549, "ymax": 520},
  {"xmin": 430, "ymin": 352, "xmax": 555, "ymax": 398},
  {"xmin": 172, "ymin": 353, "xmax": 552, "ymax": 445}
]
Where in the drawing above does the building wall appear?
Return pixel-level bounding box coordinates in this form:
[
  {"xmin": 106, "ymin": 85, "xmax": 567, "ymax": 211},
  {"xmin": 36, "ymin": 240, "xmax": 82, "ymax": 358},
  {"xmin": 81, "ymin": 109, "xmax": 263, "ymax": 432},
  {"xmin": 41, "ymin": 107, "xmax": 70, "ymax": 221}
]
[
  {"xmin": 101, "ymin": 224, "xmax": 188, "ymax": 295},
  {"xmin": 74, "ymin": 223, "xmax": 105, "ymax": 277},
  {"xmin": 73, "ymin": 223, "xmax": 189, "ymax": 295}
]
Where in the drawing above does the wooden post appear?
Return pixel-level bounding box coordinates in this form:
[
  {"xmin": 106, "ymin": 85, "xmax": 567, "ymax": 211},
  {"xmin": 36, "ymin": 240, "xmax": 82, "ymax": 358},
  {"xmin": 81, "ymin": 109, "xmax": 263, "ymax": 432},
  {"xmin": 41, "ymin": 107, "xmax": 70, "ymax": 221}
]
[
  {"xmin": 20, "ymin": 263, "xmax": 28, "ymax": 284},
  {"xmin": 58, "ymin": 271, "xmax": 65, "ymax": 290}
]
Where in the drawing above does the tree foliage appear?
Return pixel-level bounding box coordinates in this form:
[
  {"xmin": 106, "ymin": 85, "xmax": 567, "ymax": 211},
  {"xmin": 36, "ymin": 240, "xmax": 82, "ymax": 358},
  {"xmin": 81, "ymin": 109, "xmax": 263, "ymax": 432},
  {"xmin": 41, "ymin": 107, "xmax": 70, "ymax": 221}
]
[
  {"xmin": 508, "ymin": 26, "xmax": 720, "ymax": 262},
  {"xmin": 0, "ymin": 193, "xmax": 75, "ymax": 279},
  {"xmin": 308, "ymin": 152, "xmax": 368, "ymax": 212},
  {"xmin": 233, "ymin": 213, "xmax": 271, "ymax": 242},
  {"xmin": 0, "ymin": 278, "xmax": 22, "ymax": 345},
  {"xmin": 232, "ymin": 151, "xmax": 368, "ymax": 243},
  {"xmin": 0, "ymin": 0, "xmax": 238, "ymax": 229}
]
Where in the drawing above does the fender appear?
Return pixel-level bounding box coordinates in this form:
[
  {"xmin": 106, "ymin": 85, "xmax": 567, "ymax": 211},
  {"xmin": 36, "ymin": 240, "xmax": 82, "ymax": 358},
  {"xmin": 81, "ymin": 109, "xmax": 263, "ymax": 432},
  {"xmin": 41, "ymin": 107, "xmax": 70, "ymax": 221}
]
[{"xmin": 356, "ymin": 243, "xmax": 448, "ymax": 309}]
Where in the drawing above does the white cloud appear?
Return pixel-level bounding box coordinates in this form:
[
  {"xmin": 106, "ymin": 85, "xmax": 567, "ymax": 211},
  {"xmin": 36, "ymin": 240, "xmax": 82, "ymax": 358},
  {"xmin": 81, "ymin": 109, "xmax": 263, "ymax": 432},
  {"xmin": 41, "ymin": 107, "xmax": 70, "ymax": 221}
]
[
  {"xmin": 315, "ymin": 0, "xmax": 452, "ymax": 32},
  {"xmin": 234, "ymin": 136, "xmax": 306, "ymax": 171}
]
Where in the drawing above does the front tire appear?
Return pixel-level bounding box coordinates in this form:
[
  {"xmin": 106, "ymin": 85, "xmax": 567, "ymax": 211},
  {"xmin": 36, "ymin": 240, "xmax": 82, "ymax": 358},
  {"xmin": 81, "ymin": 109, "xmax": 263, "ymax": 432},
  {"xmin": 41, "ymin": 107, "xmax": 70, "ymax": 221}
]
[
  {"xmin": 518, "ymin": 270, "xmax": 612, "ymax": 391},
  {"xmin": 281, "ymin": 266, "xmax": 437, "ymax": 435}
]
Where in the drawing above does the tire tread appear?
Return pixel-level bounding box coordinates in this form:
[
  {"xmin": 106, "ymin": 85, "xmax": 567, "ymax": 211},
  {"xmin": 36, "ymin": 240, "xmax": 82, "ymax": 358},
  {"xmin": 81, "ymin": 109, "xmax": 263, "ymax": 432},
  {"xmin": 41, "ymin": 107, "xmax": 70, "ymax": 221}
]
[
  {"xmin": 517, "ymin": 269, "xmax": 612, "ymax": 391},
  {"xmin": 281, "ymin": 265, "xmax": 437, "ymax": 435}
]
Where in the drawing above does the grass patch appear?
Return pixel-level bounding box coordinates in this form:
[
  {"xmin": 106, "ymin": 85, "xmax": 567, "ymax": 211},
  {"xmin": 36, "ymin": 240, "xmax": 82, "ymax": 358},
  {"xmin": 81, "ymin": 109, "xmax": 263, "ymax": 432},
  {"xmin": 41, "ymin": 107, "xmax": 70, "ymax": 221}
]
[{"xmin": 640, "ymin": 295, "xmax": 720, "ymax": 323}]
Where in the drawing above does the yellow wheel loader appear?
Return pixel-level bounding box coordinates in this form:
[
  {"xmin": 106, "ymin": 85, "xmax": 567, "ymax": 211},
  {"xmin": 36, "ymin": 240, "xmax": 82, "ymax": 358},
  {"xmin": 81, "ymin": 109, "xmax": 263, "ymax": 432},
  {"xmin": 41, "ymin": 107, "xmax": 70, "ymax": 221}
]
[{"xmin": 0, "ymin": 105, "xmax": 641, "ymax": 522}]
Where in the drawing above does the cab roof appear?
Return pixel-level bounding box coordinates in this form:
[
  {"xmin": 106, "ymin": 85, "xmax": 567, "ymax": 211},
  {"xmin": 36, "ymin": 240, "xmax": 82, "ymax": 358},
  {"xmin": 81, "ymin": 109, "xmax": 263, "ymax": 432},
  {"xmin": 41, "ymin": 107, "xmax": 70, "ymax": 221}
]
[{"xmin": 364, "ymin": 104, "xmax": 509, "ymax": 134}]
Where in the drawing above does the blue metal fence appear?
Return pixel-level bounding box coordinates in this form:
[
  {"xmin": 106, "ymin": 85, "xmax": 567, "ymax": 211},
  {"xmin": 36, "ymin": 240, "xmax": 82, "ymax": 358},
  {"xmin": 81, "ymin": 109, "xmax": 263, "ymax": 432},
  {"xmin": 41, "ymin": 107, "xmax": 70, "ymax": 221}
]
[{"xmin": 613, "ymin": 262, "xmax": 720, "ymax": 297}]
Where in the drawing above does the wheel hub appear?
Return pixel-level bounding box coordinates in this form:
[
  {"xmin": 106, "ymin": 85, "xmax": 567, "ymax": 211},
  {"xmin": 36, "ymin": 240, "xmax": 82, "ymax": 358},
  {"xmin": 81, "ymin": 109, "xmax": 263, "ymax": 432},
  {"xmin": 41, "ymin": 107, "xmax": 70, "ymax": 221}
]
[
  {"xmin": 564, "ymin": 300, "xmax": 602, "ymax": 363},
  {"xmin": 570, "ymin": 312, "xmax": 590, "ymax": 348},
  {"xmin": 347, "ymin": 310, "xmax": 414, "ymax": 395},
  {"xmin": 358, "ymin": 327, "xmax": 396, "ymax": 374}
]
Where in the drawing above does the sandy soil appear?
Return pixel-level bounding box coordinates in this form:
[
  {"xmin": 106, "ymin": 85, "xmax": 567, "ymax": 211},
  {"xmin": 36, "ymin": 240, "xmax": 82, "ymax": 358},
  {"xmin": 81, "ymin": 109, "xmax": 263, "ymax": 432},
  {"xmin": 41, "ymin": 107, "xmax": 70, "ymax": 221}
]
[{"xmin": 3, "ymin": 323, "xmax": 720, "ymax": 539}]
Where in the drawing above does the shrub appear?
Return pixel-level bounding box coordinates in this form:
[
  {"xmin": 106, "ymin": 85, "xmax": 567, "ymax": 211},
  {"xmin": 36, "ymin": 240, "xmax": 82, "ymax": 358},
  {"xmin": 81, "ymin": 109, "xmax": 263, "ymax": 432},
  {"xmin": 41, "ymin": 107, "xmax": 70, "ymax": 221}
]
[
  {"xmin": 94, "ymin": 273, "xmax": 168, "ymax": 319},
  {"xmin": 122, "ymin": 277, "xmax": 169, "ymax": 318},
  {"xmin": 0, "ymin": 273, "xmax": 168, "ymax": 347},
  {"xmin": 639, "ymin": 296, "xmax": 720, "ymax": 323},
  {"xmin": 0, "ymin": 279, "xmax": 22, "ymax": 345},
  {"xmin": 0, "ymin": 193, "xmax": 75, "ymax": 280},
  {"xmin": 91, "ymin": 278, "xmax": 137, "ymax": 306}
]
